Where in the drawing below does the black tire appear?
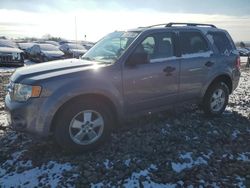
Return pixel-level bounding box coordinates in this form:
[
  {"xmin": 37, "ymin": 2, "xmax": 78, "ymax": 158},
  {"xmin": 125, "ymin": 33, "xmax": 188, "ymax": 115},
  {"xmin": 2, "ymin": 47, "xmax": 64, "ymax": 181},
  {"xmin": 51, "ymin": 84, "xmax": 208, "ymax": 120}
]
[
  {"xmin": 54, "ymin": 99, "xmax": 113, "ymax": 152},
  {"xmin": 202, "ymin": 82, "xmax": 229, "ymax": 116}
]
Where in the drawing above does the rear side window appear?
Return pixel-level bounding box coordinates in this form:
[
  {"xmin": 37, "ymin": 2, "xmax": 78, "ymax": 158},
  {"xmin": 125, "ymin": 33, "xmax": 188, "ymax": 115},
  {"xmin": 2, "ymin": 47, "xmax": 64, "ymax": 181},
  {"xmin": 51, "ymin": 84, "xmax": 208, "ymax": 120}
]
[
  {"xmin": 180, "ymin": 31, "xmax": 209, "ymax": 55},
  {"xmin": 207, "ymin": 31, "xmax": 233, "ymax": 55}
]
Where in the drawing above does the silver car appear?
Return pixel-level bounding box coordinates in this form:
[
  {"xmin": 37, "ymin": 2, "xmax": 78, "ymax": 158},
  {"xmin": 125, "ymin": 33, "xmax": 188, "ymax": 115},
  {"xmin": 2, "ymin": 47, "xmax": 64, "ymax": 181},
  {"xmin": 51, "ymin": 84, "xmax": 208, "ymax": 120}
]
[{"xmin": 5, "ymin": 23, "xmax": 241, "ymax": 152}]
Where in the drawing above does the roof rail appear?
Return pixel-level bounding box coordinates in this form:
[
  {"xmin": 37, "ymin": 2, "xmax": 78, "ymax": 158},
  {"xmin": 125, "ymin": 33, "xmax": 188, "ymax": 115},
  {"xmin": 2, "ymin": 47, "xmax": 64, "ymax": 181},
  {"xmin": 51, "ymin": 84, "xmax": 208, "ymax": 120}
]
[
  {"xmin": 166, "ymin": 22, "xmax": 216, "ymax": 28},
  {"xmin": 147, "ymin": 23, "xmax": 169, "ymax": 28}
]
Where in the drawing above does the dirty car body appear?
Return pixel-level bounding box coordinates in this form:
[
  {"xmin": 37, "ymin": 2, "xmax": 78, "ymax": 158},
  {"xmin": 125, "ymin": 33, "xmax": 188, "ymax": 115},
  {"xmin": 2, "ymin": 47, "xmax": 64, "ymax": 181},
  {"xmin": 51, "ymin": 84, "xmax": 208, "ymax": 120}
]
[{"xmin": 5, "ymin": 23, "xmax": 241, "ymax": 151}]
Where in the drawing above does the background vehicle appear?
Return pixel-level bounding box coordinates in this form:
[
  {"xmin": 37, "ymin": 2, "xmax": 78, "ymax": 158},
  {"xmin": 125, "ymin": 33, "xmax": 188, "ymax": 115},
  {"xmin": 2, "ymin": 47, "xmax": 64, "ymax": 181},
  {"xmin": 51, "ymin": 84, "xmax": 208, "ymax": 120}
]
[
  {"xmin": 81, "ymin": 41, "xmax": 95, "ymax": 50},
  {"xmin": 0, "ymin": 39, "xmax": 24, "ymax": 66},
  {"xmin": 26, "ymin": 44, "xmax": 65, "ymax": 62},
  {"xmin": 237, "ymin": 42, "xmax": 250, "ymax": 67},
  {"xmin": 43, "ymin": 41, "xmax": 60, "ymax": 46},
  {"xmin": 17, "ymin": 42, "xmax": 35, "ymax": 59},
  {"xmin": 5, "ymin": 23, "xmax": 240, "ymax": 152},
  {"xmin": 59, "ymin": 43, "xmax": 88, "ymax": 58}
]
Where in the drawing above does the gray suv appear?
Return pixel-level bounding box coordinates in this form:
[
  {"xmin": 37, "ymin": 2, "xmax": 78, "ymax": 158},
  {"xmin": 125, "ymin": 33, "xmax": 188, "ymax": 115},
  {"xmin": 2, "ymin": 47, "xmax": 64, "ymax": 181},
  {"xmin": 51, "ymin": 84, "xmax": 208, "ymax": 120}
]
[{"xmin": 5, "ymin": 23, "xmax": 241, "ymax": 151}]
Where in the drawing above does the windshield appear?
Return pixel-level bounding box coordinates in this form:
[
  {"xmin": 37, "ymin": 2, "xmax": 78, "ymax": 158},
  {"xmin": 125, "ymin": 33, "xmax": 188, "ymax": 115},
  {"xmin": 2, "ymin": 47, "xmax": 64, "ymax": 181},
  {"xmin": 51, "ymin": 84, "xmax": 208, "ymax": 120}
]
[
  {"xmin": 39, "ymin": 44, "xmax": 59, "ymax": 51},
  {"xmin": 82, "ymin": 31, "xmax": 139, "ymax": 63}
]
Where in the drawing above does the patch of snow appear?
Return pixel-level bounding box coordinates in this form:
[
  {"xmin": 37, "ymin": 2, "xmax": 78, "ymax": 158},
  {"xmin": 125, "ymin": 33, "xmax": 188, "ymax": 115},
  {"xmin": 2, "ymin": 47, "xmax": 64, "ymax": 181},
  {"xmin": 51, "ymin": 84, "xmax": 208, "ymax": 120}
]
[
  {"xmin": 0, "ymin": 161, "xmax": 76, "ymax": 187},
  {"xmin": 223, "ymin": 110, "xmax": 233, "ymax": 116},
  {"xmin": 0, "ymin": 113, "xmax": 8, "ymax": 127},
  {"xmin": 92, "ymin": 164, "xmax": 177, "ymax": 188},
  {"xmin": 240, "ymin": 56, "xmax": 248, "ymax": 63},
  {"xmin": 212, "ymin": 130, "xmax": 219, "ymax": 135},
  {"xmin": 149, "ymin": 164, "xmax": 158, "ymax": 171},
  {"xmin": 161, "ymin": 128, "xmax": 169, "ymax": 135},
  {"xmin": 103, "ymin": 159, "xmax": 113, "ymax": 169},
  {"xmin": 237, "ymin": 153, "xmax": 250, "ymax": 162},
  {"xmin": 210, "ymin": 182, "xmax": 220, "ymax": 188},
  {"xmin": 91, "ymin": 182, "xmax": 104, "ymax": 188},
  {"xmin": 161, "ymin": 123, "xmax": 171, "ymax": 135},
  {"xmin": 123, "ymin": 166, "xmax": 176, "ymax": 188},
  {"xmin": 222, "ymin": 153, "xmax": 234, "ymax": 160},
  {"xmin": 171, "ymin": 152, "xmax": 210, "ymax": 173},
  {"xmin": 232, "ymin": 130, "xmax": 240, "ymax": 140},
  {"xmin": 124, "ymin": 159, "xmax": 131, "ymax": 167},
  {"xmin": 235, "ymin": 176, "xmax": 246, "ymax": 188}
]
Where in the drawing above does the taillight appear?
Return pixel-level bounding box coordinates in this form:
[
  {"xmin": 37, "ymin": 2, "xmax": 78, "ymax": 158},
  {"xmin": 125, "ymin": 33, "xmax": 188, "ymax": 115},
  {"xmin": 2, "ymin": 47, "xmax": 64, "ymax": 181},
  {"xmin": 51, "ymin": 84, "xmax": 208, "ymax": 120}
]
[{"xmin": 236, "ymin": 57, "xmax": 241, "ymax": 69}]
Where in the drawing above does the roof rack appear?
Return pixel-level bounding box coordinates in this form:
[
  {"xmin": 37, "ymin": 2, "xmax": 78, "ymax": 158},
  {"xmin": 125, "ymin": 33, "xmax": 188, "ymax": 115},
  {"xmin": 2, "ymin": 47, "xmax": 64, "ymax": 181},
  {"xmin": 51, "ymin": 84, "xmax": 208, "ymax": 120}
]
[
  {"xmin": 166, "ymin": 22, "xmax": 217, "ymax": 28},
  {"xmin": 147, "ymin": 23, "xmax": 169, "ymax": 28},
  {"xmin": 144, "ymin": 22, "xmax": 216, "ymax": 28}
]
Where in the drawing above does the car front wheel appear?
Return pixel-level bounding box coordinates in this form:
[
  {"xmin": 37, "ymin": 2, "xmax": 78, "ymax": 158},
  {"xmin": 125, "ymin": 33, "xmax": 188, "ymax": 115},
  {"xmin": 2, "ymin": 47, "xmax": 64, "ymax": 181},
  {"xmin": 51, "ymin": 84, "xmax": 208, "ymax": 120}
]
[{"xmin": 54, "ymin": 99, "xmax": 113, "ymax": 152}]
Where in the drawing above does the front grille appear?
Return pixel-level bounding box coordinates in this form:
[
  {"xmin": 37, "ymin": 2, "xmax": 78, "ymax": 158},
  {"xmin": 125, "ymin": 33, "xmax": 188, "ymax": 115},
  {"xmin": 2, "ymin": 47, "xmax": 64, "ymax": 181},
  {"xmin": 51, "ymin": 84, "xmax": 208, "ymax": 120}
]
[
  {"xmin": 0, "ymin": 55, "xmax": 13, "ymax": 62},
  {"xmin": 0, "ymin": 53, "xmax": 22, "ymax": 64}
]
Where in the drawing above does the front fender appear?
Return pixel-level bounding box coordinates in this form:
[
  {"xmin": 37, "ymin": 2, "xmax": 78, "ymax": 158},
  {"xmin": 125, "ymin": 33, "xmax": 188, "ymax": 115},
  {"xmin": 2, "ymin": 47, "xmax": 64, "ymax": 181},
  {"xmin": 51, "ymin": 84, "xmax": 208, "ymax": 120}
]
[{"xmin": 38, "ymin": 79, "xmax": 124, "ymax": 135}]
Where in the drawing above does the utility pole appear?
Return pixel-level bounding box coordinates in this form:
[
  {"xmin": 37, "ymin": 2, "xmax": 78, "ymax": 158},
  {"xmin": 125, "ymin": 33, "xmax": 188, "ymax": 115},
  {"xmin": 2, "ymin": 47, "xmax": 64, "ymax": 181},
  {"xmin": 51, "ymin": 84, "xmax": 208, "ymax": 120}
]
[{"xmin": 74, "ymin": 16, "xmax": 77, "ymax": 58}]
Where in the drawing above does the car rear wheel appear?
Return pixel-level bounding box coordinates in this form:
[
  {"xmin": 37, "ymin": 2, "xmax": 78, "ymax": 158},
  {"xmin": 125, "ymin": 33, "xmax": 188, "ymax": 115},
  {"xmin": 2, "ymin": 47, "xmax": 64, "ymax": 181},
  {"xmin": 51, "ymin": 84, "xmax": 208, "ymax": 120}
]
[
  {"xmin": 54, "ymin": 99, "xmax": 113, "ymax": 152},
  {"xmin": 202, "ymin": 82, "xmax": 229, "ymax": 116}
]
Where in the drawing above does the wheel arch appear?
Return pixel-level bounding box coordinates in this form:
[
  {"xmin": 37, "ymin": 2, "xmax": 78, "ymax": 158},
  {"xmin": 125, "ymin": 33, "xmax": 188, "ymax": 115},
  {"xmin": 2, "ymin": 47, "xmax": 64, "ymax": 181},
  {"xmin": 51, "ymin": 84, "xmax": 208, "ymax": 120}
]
[
  {"xmin": 202, "ymin": 74, "xmax": 233, "ymax": 100},
  {"xmin": 50, "ymin": 93, "xmax": 119, "ymax": 133}
]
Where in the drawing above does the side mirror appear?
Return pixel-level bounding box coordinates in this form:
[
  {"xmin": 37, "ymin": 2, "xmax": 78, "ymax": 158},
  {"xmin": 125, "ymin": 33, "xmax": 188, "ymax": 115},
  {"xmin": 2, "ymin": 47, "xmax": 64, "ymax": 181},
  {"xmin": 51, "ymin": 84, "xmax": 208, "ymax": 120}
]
[{"xmin": 126, "ymin": 52, "xmax": 149, "ymax": 66}]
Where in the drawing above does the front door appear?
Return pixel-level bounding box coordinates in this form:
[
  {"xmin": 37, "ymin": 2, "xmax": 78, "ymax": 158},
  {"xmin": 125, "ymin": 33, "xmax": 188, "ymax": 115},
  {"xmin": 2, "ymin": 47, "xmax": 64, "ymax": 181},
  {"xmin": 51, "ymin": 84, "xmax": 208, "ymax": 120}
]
[{"xmin": 122, "ymin": 32, "xmax": 180, "ymax": 114}]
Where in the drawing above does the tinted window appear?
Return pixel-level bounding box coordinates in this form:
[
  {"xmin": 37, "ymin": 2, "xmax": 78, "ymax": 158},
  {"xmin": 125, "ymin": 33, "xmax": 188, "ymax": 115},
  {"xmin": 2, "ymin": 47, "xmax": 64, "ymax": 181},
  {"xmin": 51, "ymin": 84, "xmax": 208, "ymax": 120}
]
[
  {"xmin": 207, "ymin": 32, "xmax": 233, "ymax": 54},
  {"xmin": 180, "ymin": 32, "xmax": 209, "ymax": 55},
  {"xmin": 137, "ymin": 32, "xmax": 175, "ymax": 60}
]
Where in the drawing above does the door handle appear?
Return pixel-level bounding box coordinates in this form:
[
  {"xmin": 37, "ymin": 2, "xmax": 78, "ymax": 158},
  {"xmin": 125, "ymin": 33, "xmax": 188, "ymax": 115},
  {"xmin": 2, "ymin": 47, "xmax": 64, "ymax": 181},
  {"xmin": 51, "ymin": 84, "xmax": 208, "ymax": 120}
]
[
  {"xmin": 205, "ymin": 61, "xmax": 214, "ymax": 67},
  {"xmin": 163, "ymin": 66, "xmax": 176, "ymax": 73}
]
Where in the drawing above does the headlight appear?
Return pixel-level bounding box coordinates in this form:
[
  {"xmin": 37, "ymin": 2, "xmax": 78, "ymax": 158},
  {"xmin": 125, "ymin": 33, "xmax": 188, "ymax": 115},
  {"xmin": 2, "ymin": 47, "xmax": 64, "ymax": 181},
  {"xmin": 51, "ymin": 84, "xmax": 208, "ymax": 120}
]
[{"xmin": 12, "ymin": 83, "xmax": 42, "ymax": 102}]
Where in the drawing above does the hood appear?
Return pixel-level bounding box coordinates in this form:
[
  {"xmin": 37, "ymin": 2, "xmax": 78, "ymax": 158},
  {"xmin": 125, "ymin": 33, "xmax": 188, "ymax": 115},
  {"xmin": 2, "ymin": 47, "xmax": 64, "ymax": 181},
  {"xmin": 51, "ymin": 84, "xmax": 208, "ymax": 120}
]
[
  {"xmin": 0, "ymin": 47, "xmax": 23, "ymax": 53},
  {"xmin": 11, "ymin": 58, "xmax": 110, "ymax": 83},
  {"xmin": 42, "ymin": 50, "xmax": 64, "ymax": 57}
]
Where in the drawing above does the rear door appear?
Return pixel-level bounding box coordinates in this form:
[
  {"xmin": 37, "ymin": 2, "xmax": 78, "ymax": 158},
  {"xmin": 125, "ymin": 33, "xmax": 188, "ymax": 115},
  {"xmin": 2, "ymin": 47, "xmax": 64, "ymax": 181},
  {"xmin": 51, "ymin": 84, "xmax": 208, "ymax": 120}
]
[
  {"xmin": 122, "ymin": 31, "xmax": 180, "ymax": 114},
  {"xmin": 178, "ymin": 30, "xmax": 216, "ymax": 101}
]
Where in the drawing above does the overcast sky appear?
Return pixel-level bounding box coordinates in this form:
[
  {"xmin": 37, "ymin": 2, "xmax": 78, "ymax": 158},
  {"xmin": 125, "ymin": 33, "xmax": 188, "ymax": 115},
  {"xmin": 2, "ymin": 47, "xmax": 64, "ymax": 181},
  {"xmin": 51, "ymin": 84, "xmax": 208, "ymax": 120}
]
[{"xmin": 0, "ymin": 0, "xmax": 250, "ymax": 42}]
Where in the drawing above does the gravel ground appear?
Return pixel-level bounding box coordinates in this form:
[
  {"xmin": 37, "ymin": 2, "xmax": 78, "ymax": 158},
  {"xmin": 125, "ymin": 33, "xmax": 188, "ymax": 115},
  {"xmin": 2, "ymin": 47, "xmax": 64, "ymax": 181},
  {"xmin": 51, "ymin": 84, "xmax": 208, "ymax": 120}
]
[{"xmin": 0, "ymin": 66, "xmax": 249, "ymax": 187}]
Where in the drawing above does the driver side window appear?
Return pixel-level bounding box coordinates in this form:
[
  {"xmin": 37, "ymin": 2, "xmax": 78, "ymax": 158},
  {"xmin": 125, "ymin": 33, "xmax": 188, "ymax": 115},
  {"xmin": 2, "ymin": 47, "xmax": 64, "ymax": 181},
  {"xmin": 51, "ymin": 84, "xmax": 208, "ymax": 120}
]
[
  {"xmin": 134, "ymin": 32, "xmax": 175, "ymax": 62},
  {"xmin": 141, "ymin": 36, "xmax": 155, "ymax": 55}
]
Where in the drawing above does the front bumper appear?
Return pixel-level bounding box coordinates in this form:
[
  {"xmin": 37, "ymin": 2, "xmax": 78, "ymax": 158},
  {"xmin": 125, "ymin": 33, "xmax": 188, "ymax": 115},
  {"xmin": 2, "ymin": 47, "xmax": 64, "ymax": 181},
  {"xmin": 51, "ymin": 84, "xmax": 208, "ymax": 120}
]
[
  {"xmin": 4, "ymin": 94, "xmax": 50, "ymax": 137},
  {"xmin": 0, "ymin": 60, "xmax": 24, "ymax": 67}
]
